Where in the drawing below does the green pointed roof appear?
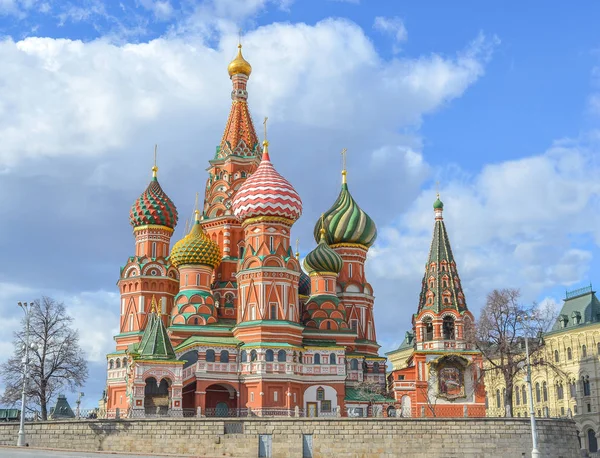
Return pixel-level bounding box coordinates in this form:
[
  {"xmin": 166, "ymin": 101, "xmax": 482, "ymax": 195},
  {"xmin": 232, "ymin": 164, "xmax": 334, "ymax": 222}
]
[
  {"xmin": 136, "ymin": 311, "xmax": 177, "ymax": 360},
  {"xmin": 304, "ymin": 228, "xmax": 343, "ymax": 275},
  {"xmin": 417, "ymin": 198, "xmax": 467, "ymax": 315},
  {"xmin": 314, "ymin": 181, "xmax": 377, "ymax": 248}
]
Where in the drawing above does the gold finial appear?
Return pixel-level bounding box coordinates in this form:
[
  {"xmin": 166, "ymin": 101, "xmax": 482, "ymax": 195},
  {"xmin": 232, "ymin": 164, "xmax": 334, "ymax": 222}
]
[
  {"xmin": 295, "ymin": 238, "xmax": 300, "ymax": 260},
  {"xmin": 341, "ymin": 148, "xmax": 347, "ymax": 184},
  {"xmin": 152, "ymin": 144, "xmax": 158, "ymax": 178},
  {"xmin": 436, "ymin": 180, "xmax": 440, "ymax": 199},
  {"xmin": 194, "ymin": 192, "xmax": 200, "ymax": 222},
  {"xmin": 150, "ymin": 295, "xmax": 159, "ymax": 315},
  {"xmin": 263, "ymin": 116, "xmax": 269, "ymax": 147},
  {"xmin": 319, "ymin": 213, "xmax": 326, "ymax": 238}
]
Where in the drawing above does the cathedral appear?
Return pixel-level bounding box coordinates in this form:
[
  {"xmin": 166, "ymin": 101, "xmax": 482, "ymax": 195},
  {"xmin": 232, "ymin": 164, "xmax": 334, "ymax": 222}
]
[{"xmin": 102, "ymin": 44, "xmax": 390, "ymax": 418}]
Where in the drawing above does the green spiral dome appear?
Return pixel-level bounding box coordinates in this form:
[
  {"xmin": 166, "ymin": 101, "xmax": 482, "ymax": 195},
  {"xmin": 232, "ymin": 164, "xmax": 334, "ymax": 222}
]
[
  {"xmin": 304, "ymin": 230, "xmax": 343, "ymax": 275},
  {"xmin": 314, "ymin": 183, "xmax": 377, "ymax": 248},
  {"xmin": 170, "ymin": 219, "xmax": 221, "ymax": 269}
]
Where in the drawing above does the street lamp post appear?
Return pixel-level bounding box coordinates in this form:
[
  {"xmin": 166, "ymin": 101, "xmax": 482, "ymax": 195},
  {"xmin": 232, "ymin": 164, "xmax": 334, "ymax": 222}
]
[
  {"xmin": 518, "ymin": 315, "xmax": 540, "ymax": 458},
  {"xmin": 76, "ymin": 392, "xmax": 85, "ymax": 419},
  {"xmin": 17, "ymin": 301, "xmax": 37, "ymax": 447}
]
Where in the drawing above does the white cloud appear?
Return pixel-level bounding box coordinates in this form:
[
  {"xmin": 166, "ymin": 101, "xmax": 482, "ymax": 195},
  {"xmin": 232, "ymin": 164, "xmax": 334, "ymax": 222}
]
[{"xmin": 373, "ymin": 16, "xmax": 408, "ymax": 50}]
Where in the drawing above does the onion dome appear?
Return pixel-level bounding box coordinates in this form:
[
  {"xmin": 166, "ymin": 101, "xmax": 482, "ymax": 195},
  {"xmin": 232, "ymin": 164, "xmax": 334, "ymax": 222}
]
[
  {"xmin": 232, "ymin": 141, "xmax": 302, "ymax": 222},
  {"xmin": 304, "ymin": 228, "xmax": 343, "ymax": 275},
  {"xmin": 170, "ymin": 212, "xmax": 221, "ymax": 269},
  {"xmin": 433, "ymin": 195, "xmax": 444, "ymax": 210},
  {"xmin": 130, "ymin": 166, "xmax": 178, "ymax": 229},
  {"xmin": 299, "ymin": 270, "xmax": 311, "ymax": 296},
  {"xmin": 313, "ymin": 173, "xmax": 376, "ymax": 248},
  {"xmin": 228, "ymin": 44, "xmax": 252, "ymax": 77}
]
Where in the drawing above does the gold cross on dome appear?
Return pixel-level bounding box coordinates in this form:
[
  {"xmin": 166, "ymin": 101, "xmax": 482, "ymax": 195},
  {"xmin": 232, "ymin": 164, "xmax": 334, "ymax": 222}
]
[
  {"xmin": 263, "ymin": 116, "xmax": 268, "ymax": 143},
  {"xmin": 152, "ymin": 144, "xmax": 159, "ymax": 177},
  {"xmin": 436, "ymin": 180, "xmax": 440, "ymax": 198},
  {"xmin": 341, "ymin": 148, "xmax": 348, "ymax": 184}
]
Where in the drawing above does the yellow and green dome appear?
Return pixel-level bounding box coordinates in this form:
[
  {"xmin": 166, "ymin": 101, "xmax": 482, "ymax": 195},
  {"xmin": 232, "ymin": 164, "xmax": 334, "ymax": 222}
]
[
  {"xmin": 170, "ymin": 216, "xmax": 221, "ymax": 269},
  {"xmin": 314, "ymin": 182, "xmax": 377, "ymax": 248},
  {"xmin": 304, "ymin": 229, "xmax": 343, "ymax": 275}
]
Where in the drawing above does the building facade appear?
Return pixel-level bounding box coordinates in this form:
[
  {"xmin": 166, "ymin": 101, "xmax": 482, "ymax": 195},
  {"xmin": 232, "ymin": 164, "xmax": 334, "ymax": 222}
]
[
  {"xmin": 484, "ymin": 285, "xmax": 600, "ymax": 453},
  {"xmin": 386, "ymin": 196, "xmax": 486, "ymax": 418},
  {"xmin": 103, "ymin": 45, "xmax": 389, "ymax": 418}
]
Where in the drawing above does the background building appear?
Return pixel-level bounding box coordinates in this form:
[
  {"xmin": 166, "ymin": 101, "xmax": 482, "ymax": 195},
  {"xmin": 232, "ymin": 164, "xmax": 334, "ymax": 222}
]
[{"xmin": 484, "ymin": 285, "xmax": 600, "ymax": 453}]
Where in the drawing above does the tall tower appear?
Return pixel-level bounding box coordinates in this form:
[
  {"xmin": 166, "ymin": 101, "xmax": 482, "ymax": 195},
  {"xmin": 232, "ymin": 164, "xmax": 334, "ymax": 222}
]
[
  {"xmin": 202, "ymin": 43, "xmax": 260, "ymax": 321},
  {"xmin": 169, "ymin": 209, "xmax": 222, "ymax": 345},
  {"xmin": 388, "ymin": 195, "xmax": 485, "ymax": 418},
  {"xmin": 314, "ymin": 158, "xmax": 378, "ymax": 356},
  {"xmin": 116, "ymin": 160, "xmax": 179, "ymax": 351}
]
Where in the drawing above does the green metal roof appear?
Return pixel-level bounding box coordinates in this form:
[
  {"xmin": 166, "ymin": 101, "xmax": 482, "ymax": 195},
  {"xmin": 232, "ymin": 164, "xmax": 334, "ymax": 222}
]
[
  {"xmin": 241, "ymin": 342, "xmax": 302, "ymax": 349},
  {"xmin": 175, "ymin": 335, "xmax": 240, "ymax": 351},
  {"xmin": 552, "ymin": 285, "xmax": 600, "ymax": 331},
  {"xmin": 136, "ymin": 313, "xmax": 177, "ymax": 361},
  {"xmin": 344, "ymin": 387, "xmax": 395, "ymax": 403},
  {"xmin": 386, "ymin": 331, "xmax": 415, "ymax": 355}
]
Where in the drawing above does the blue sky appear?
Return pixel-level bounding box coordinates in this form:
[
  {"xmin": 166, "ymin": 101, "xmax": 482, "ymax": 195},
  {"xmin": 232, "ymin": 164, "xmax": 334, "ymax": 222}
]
[{"xmin": 0, "ymin": 0, "xmax": 599, "ymax": 408}]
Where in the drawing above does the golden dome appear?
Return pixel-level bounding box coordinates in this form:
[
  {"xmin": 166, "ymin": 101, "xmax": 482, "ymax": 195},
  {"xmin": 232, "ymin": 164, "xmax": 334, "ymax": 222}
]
[{"xmin": 228, "ymin": 44, "xmax": 252, "ymax": 77}]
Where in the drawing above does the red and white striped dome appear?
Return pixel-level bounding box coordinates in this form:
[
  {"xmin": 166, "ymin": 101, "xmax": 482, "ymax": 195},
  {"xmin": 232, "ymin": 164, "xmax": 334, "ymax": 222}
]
[{"xmin": 232, "ymin": 144, "xmax": 303, "ymax": 222}]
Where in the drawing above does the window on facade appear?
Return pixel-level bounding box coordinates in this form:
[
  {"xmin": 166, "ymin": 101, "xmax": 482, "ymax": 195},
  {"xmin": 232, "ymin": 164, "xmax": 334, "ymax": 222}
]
[
  {"xmin": 250, "ymin": 392, "xmax": 254, "ymax": 402},
  {"xmin": 194, "ymin": 317, "xmax": 199, "ymax": 325},
  {"xmin": 567, "ymin": 347, "xmax": 572, "ymax": 360},
  {"xmin": 109, "ymin": 360, "xmax": 114, "ymax": 369},
  {"xmin": 423, "ymin": 317, "xmax": 434, "ymax": 341},
  {"xmin": 123, "ymin": 358, "xmax": 128, "ymax": 367},
  {"xmin": 543, "ymin": 382, "xmax": 548, "ymax": 402},
  {"xmin": 554, "ymin": 350, "xmax": 559, "ymax": 362},
  {"xmin": 241, "ymin": 350, "xmax": 247, "ymax": 362},
  {"xmin": 561, "ymin": 406, "xmax": 565, "ymax": 416},
  {"xmin": 316, "ymin": 387, "xmax": 325, "ymax": 401},
  {"xmin": 351, "ymin": 320, "xmax": 358, "ymax": 332},
  {"xmin": 348, "ymin": 263, "xmax": 353, "ymax": 278},
  {"xmin": 597, "ymin": 342, "xmax": 600, "ymax": 355},
  {"xmin": 206, "ymin": 349, "xmax": 215, "ymax": 362},
  {"xmin": 277, "ymin": 350, "xmax": 286, "ymax": 362},
  {"xmin": 557, "ymin": 384, "xmax": 564, "ymax": 400},
  {"xmin": 583, "ymin": 376, "xmax": 591, "ymax": 396},
  {"xmin": 522, "ymin": 385, "xmax": 527, "ymax": 404},
  {"xmin": 442, "ymin": 316, "xmax": 455, "ymax": 340},
  {"xmin": 429, "ymin": 279, "xmax": 434, "ymax": 289},
  {"xmin": 152, "ymin": 242, "xmax": 157, "ymax": 258},
  {"xmin": 270, "ymin": 304, "xmax": 277, "ymax": 320},
  {"xmin": 129, "ymin": 313, "xmax": 134, "ymax": 331},
  {"xmin": 582, "ymin": 345, "xmax": 587, "ymax": 358},
  {"xmin": 502, "ymin": 388, "xmax": 506, "ymax": 407},
  {"xmin": 485, "ymin": 393, "xmax": 488, "ymax": 409},
  {"xmin": 329, "ymin": 353, "xmax": 336, "ymax": 365},
  {"xmin": 321, "ymin": 400, "xmax": 331, "ymax": 412},
  {"xmin": 220, "ymin": 350, "xmax": 229, "ymax": 363},
  {"xmin": 442, "ymin": 279, "xmax": 448, "ymax": 288},
  {"xmin": 250, "ymin": 350, "xmax": 257, "ymax": 362},
  {"xmin": 116, "ymin": 359, "xmax": 121, "ymax": 368},
  {"xmin": 350, "ymin": 359, "xmax": 358, "ymax": 370},
  {"xmin": 273, "ymin": 391, "xmax": 278, "ymax": 402},
  {"xmin": 373, "ymin": 362, "xmax": 380, "ymax": 373},
  {"xmin": 251, "ymin": 306, "xmax": 256, "ymax": 321},
  {"xmin": 314, "ymin": 353, "xmax": 321, "ymax": 365},
  {"xmin": 326, "ymin": 321, "xmax": 331, "ymax": 330},
  {"xmin": 535, "ymin": 383, "xmax": 541, "ymax": 403},
  {"xmin": 516, "ymin": 388, "xmax": 520, "ymax": 406},
  {"xmin": 265, "ymin": 350, "xmax": 274, "ymax": 362},
  {"xmin": 570, "ymin": 382, "xmax": 577, "ymax": 398},
  {"xmin": 269, "ymin": 236, "xmax": 274, "ymax": 252},
  {"xmin": 299, "ymin": 352, "xmax": 303, "ymax": 364},
  {"xmin": 495, "ymin": 390, "xmax": 501, "ymax": 408}
]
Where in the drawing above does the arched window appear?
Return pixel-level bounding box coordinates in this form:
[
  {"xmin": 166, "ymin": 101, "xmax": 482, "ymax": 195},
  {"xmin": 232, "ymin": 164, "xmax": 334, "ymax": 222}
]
[
  {"xmin": 299, "ymin": 352, "xmax": 303, "ymax": 364},
  {"xmin": 316, "ymin": 387, "xmax": 325, "ymax": 401},
  {"xmin": 206, "ymin": 349, "xmax": 215, "ymax": 362},
  {"xmin": 350, "ymin": 359, "xmax": 358, "ymax": 370},
  {"xmin": 250, "ymin": 350, "xmax": 257, "ymax": 362},
  {"xmin": 583, "ymin": 376, "xmax": 591, "ymax": 396},
  {"xmin": 588, "ymin": 429, "xmax": 599, "ymax": 453},
  {"xmin": 194, "ymin": 317, "xmax": 199, "ymax": 325},
  {"xmin": 329, "ymin": 353, "xmax": 336, "ymax": 365},
  {"xmin": 567, "ymin": 347, "xmax": 572, "ymax": 360},
  {"xmin": 277, "ymin": 350, "xmax": 286, "ymax": 362},
  {"xmin": 543, "ymin": 382, "xmax": 548, "ymax": 402},
  {"xmin": 241, "ymin": 350, "xmax": 247, "ymax": 362},
  {"xmin": 115, "ymin": 359, "xmax": 121, "ymax": 368},
  {"xmin": 443, "ymin": 316, "xmax": 455, "ymax": 340},
  {"xmin": 557, "ymin": 384, "xmax": 564, "ymax": 400},
  {"xmin": 554, "ymin": 350, "xmax": 559, "ymax": 362},
  {"xmin": 535, "ymin": 382, "xmax": 541, "ymax": 403},
  {"xmin": 516, "ymin": 387, "xmax": 520, "ymax": 406},
  {"xmin": 109, "ymin": 360, "xmax": 114, "ymax": 369},
  {"xmin": 570, "ymin": 381, "xmax": 577, "ymax": 398},
  {"xmin": 152, "ymin": 242, "xmax": 156, "ymax": 258},
  {"xmin": 348, "ymin": 263, "xmax": 353, "ymax": 278},
  {"xmin": 495, "ymin": 390, "xmax": 501, "ymax": 408},
  {"xmin": 123, "ymin": 357, "xmax": 128, "ymax": 367},
  {"xmin": 269, "ymin": 236, "xmax": 274, "ymax": 252},
  {"xmin": 314, "ymin": 353, "xmax": 321, "ymax": 365},
  {"xmin": 265, "ymin": 350, "xmax": 274, "ymax": 362},
  {"xmin": 582, "ymin": 345, "xmax": 587, "ymax": 358},
  {"xmin": 220, "ymin": 350, "xmax": 229, "ymax": 363},
  {"xmin": 522, "ymin": 385, "xmax": 527, "ymax": 404},
  {"xmin": 373, "ymin": 362, "xmax": 380, "ymax": 373},
  {"xmin": 423, "ymin": 317, "xmax": 433, "ymax": 341},
  {"xmin": 129, "ymin": 313, "xmax": 134, "ymax": 332},
  {"xmin": 180, "ymin": 350, "xmax": 198, "ymax": 369}
]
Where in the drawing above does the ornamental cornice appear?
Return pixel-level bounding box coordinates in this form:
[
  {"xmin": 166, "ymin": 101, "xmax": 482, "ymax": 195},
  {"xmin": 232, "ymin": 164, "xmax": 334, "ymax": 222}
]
[
  {"xmin": 133, "ymin": 224, "xmax": 174, "ymax": 234},
  {"xmin": 242, "ymin": 216, "xmax": 294, "ymax": 228},
  {"xmin": 236, "ymin": 270, "xmax": 299, "ymax": 281}
]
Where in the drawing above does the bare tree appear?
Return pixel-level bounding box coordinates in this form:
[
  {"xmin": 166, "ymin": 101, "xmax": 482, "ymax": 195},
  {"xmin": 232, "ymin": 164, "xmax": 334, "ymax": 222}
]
[
  {"xmin": 354, "ymin": 378, "xmax": 391, "ymax": 417},
  {"xmin": 473, "ymin": 288, "xmax": 556, "ymax": 417},
  {"xmin": 0, "ymin": 297, "xmax": 88, "ymax": 420}
]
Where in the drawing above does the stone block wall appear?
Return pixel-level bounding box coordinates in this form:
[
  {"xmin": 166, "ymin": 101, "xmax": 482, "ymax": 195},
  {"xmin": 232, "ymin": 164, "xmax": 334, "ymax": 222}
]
[{"xmin": 0, "ymin": 417, "xmax": 581, "ymax": 458}]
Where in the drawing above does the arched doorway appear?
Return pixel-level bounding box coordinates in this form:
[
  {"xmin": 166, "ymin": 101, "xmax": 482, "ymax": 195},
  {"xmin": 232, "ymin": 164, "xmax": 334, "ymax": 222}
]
[
  {"xmin": 182, "ymin": 382, "xmax": 196, "ymax": 410},
  {"xmin": 145, "ymin": 377, "xmax": 170, "ymax": 416},
  {"xmin": 205, "ymin": 383, "xmax": 237, "ymax": 416},
  {"xmin": 401, "ymin": 395, "xmax": 412, "ymax": 418},
  {"xmin": 588, "ymin": 429, "xmax": 598, "ymax": 453}
]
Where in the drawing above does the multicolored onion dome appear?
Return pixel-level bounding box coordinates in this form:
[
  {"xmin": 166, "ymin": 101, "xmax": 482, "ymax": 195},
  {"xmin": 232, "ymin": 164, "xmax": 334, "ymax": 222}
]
[
  {"xmin": 313, "ymin": 182, "xmax": 377, "ymax": 248},
  {"xmin": 232, "ymin": 143, "xmax": 303, "ymax": 222},
  {"xmin": 299, "ymin": 270, "xmax": 311, "ymax": 296},
  {"xmin": 130, "ymin": 175, "xmax": 178, "ymax": 229},
  {"xmin": 170, "ymin": 216, "xmax": 221, "ymax": 269},
  {"xmin": 228, "ymin": 44, "xmax": 252, "ymax": 77},
  {"xmin": 304, "ymin": 229, "xmax": 343, "ymax": 275}
]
